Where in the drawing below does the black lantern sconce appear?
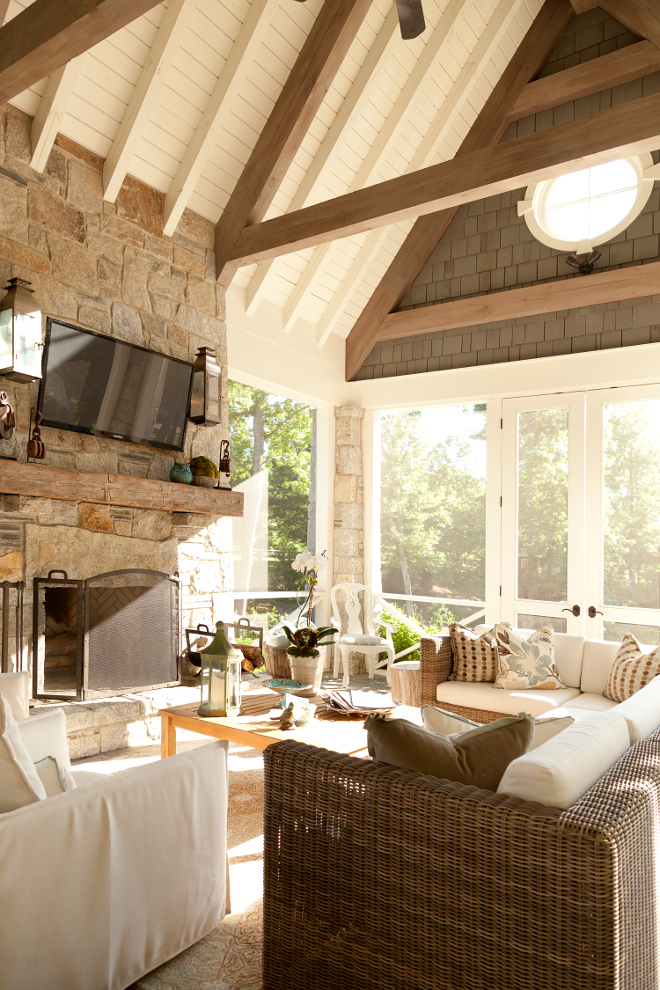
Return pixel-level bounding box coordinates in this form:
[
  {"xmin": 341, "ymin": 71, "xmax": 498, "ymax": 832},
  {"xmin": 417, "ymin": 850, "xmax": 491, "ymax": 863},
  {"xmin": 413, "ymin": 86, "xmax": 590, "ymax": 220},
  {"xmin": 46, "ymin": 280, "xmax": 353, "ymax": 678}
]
[
  {"xmin": 0, "ymin": 278, "xmax": 42, "ymax": 382},
  {"xmin": 189, "ymin": 346, "xmax": 221, "ymax": 426},
  {"xmin": 218, "ymin": 438, "xmax": 232, "ymax": 490}
]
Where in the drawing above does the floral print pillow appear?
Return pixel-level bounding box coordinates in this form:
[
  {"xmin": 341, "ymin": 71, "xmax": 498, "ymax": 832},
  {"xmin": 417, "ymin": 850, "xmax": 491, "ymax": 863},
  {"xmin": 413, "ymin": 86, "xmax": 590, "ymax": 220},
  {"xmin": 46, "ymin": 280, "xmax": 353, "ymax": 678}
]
[{"xmin": 493, "ymin": 624, "xmax": 565, "ymax": 691}]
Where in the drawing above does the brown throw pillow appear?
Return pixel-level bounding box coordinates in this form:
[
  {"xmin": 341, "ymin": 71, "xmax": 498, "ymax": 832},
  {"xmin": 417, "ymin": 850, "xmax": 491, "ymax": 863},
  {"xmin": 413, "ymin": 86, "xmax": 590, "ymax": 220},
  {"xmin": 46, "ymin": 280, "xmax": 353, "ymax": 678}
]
[
  {"xmin": 365, "ymin": 712, "xmax": 534, "ymax": 792},
  {"xmin": 449, "ymin": 622, "xmax": 510, "ymax": 682},
  {"xmin": 604, "ymin": 633, "xmax": 660, "ymax": 702}
]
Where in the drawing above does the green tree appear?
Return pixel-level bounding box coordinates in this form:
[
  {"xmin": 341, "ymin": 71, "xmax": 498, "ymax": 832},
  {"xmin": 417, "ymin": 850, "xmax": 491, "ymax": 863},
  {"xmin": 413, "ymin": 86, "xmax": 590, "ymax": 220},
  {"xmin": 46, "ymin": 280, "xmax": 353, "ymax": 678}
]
[
  {"xmin": 604, "ymin": 403, "xmax": 660, "ymax": 609},
  {"xmin": 228, "ymin": 382, "xmax": 313, "ymax": 591}
]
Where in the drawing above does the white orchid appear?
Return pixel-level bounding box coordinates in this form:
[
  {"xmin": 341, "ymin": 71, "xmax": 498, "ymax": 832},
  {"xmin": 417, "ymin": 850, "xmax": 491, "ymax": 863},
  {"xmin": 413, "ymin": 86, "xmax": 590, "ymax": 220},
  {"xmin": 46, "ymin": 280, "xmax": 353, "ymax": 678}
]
[{"xmin": 290, "ymin": 550, "xmax": 328, "ymax": 628}]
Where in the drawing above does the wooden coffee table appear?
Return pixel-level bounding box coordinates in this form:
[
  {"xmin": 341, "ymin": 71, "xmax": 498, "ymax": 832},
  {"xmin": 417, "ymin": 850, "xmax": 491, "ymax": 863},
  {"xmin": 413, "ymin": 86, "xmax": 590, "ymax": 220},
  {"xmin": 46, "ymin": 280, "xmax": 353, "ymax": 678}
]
[{"xmin": 159, "ymin": 688, "xmax": 420, "ymax": 758}]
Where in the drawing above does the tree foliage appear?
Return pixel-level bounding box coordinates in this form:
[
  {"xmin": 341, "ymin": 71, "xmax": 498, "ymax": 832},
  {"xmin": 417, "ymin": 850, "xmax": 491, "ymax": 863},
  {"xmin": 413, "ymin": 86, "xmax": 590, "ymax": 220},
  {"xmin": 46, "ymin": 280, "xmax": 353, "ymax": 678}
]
[
  {"xmin": 380, "ymin": 407, "xmax": 486, "ymax": 606},
  {"xmin": 228, "ymin": 381, "xmax": 313, "ymax": 591}
]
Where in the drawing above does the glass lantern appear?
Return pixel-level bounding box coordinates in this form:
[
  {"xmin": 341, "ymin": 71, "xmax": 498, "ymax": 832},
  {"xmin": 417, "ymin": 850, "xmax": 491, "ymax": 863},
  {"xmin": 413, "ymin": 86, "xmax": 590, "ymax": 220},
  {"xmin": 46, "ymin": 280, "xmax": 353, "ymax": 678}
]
[
  {"xmin": 0, "ymin": 278, "xmax": 42, "ymax": 382},
  {"xmin": 189, "ymin": 346, "xmax": 221, "ymax": 426},
  {"xmin": 197, "ymin": 621, "xmax": 243, "ymax": 717}
]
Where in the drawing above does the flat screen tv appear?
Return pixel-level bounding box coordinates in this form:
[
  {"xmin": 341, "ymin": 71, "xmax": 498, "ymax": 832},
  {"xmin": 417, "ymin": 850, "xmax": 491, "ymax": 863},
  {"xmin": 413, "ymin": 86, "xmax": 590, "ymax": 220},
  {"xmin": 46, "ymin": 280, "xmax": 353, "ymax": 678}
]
[{"xmin": 38, "ymin": 319, "xmax": 193, "ymax": 451}]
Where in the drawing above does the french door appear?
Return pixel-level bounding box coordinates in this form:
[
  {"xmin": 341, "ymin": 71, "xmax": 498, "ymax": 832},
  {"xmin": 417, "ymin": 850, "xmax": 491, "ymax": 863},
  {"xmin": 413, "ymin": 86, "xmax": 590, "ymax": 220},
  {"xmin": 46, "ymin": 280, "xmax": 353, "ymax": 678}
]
[{"xmin": 502, "ymin": 385, "xmax": 660, "ymax": 643}]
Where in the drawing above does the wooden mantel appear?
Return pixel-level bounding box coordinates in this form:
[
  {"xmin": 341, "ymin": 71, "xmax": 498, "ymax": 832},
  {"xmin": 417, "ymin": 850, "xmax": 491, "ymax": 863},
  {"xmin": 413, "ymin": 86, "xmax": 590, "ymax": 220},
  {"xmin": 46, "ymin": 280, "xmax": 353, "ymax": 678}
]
[{"xmin": 0, "ymin": 461, "xmax": 244, "ymax": 517}]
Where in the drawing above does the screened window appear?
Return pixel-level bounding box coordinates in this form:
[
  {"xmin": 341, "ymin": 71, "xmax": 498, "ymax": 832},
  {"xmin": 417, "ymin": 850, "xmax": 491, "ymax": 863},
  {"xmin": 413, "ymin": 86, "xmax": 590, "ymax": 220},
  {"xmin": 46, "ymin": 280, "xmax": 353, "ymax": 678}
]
[
  {"xmin": 228, "ymin": 381, "xmax": 316, "ymax": 628},
  {"xmin": 378, "ymin": 404, "xmax": 486, "ymax": 628}
]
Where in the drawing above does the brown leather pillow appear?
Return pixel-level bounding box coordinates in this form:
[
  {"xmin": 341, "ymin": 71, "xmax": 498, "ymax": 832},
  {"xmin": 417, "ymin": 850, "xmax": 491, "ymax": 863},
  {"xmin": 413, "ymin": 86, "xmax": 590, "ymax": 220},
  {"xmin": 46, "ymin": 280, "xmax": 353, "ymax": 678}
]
[{"xmin": 365, "ymin": 712, "xmax": 534, "ymax": 792}]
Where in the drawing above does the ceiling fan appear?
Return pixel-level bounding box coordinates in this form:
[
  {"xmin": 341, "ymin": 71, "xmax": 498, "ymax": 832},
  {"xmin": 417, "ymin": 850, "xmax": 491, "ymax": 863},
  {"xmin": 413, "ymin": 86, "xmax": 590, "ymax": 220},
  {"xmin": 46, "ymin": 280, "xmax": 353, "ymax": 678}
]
[{"xmin": 293, "ymin": 0, "xmax": 426, "ymax": 40}]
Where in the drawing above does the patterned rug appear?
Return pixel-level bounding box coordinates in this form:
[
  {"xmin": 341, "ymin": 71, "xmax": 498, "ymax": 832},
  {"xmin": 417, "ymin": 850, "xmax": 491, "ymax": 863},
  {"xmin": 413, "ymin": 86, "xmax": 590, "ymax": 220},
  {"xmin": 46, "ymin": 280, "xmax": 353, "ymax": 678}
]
[{"xmin": 86, "ymin": 741, "xmax": 265, "ymax": 990}]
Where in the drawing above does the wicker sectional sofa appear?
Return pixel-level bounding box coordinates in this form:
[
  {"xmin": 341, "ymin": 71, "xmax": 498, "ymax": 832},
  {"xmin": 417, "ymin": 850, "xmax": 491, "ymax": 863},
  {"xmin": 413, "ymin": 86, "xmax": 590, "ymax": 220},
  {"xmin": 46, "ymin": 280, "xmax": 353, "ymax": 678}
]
[{"xmin": 262, "ymin": 629, "xmax": 660, "ymax": 990}]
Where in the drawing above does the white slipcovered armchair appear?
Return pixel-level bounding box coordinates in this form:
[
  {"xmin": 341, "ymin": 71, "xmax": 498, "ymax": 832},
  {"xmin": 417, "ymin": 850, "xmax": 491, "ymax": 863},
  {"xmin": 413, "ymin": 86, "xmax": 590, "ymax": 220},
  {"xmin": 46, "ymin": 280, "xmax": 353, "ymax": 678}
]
[
  {"xmin": 330, "ymin": 583, "xmax": 395, "ymax": 688},
  {"xmin": 0, "ymin": 671, "xmax": 229, "ymax": 990}
]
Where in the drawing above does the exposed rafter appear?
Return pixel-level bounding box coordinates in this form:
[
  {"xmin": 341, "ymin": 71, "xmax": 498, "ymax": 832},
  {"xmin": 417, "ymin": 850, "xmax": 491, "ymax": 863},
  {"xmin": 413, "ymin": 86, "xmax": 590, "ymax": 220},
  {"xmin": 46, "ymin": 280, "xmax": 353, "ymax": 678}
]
[
  {"xmin": 0, "ymin": 2, "xmax": 10, "ymax": 26},
  {"xmin": 0, "ymin": 0, "xmax": 165, "ymax": 106},
  {"xmin": 281, "ymin": 0, "xmax": 474, "ymax": 333},
  {"xmin": 244, "ymin": 4, "xmax": 400, "ymax": 318},
  {"xmin": 509, "ymin": 40, "xmax": 660, "ymax": 122},
  {"xmin": 103, "ymin": 0, "xmax": 198, "ymax": 204},
  {"xmin": 568, "ymin": 0, "xmax": 597, "ymax": 13},
  {"xmin": 234, "ymin": 71, "xmax": 660, "ymax": 270},
  {"xmin": 313, "ymin": 0, "xmax": 524, "ymax": 347},
  {"xmin": 599, "ymin": 0, "xmax": 660, "ymax": 47},
  {"xmin": 213, "ymin": 0, "xmax": 373, "ymax": 287},
  {"xmin": 162, "ymin": 0, "xmax": 280, "ymax": 238},
  {"xmin": 376, "ymin": 259, "xmax": 660, "ymax": 340},
  {"xmin": 30, "ymin": 55, "xmax": 85, "ymax": 173}
]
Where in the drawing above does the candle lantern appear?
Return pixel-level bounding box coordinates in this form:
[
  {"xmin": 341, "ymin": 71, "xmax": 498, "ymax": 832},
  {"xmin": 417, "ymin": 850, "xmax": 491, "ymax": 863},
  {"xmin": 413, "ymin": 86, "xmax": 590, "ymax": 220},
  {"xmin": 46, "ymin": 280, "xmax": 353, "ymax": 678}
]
[
  {"xmin": 197, "ymin": 621, "xmax": 243, "ymax": 717},
  {"xmin": 0, "ymin": 278, "xmax": 42, "ymax": 382},
  {"xmin": 189, "ymin": 346, "xmax": 221, "ymax": 426},
  {"xmin": 218, "ymin": 438, "xmax": 232, "ymax": 490}
]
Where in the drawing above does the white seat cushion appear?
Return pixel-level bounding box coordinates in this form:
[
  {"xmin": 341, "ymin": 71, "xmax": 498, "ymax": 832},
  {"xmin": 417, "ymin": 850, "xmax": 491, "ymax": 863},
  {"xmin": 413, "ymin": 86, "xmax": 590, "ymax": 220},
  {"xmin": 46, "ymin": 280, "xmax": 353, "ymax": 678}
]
[
  {"xmin": 580, "ymin": 640, "xmax": 620, "ymax": 694},
  {"xmin": 0, "ymin": 671, "xmax": 30, "ymax": 720},
  {"xmin": 0, "ymin": 696, "xmax": 46, "ymax": 813},
  {"xmin": 560, "ymin": 693, "xmax": 618, "ymax": 712},
  {"xmin": 613, "ymin": 675, "xmax": 660, "ymax": 743},
  {"xmin": 340, "ymin": 635, "xmax": 387, "ymax": 646},
  {"xmin": 497, "ymin": 711, "xmax": 630, "ymax": 809},
  {"xmin": 436, "ymin": 680, "xmax": 581, "ymax": 717}
]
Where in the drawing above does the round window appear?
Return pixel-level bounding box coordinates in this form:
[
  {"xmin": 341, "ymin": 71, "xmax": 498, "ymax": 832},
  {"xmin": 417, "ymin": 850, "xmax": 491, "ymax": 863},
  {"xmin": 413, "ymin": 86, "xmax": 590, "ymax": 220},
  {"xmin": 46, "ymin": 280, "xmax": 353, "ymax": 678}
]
[{"xmin": 518, "ymin": 154, "xmax": 658, "ymax": 253}]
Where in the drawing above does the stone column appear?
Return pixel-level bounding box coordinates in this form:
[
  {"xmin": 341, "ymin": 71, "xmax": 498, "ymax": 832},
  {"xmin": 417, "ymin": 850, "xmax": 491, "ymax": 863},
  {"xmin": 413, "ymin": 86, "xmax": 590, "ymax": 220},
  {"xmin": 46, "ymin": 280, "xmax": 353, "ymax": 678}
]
[{"xmin": 333, "ymin": 406, "xmax": 364, "ymax": 586}]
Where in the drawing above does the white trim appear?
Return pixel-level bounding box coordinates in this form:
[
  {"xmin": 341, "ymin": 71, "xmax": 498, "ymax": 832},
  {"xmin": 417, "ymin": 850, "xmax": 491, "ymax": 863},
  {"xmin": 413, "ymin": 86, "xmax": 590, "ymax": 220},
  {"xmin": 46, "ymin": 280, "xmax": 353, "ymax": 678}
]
[
  {"xmin": 521, "ymin": 153, "xmax": 656, "ymax": 252},
  {"xmin": 485, "ymin": 397, "xmax": 503, "ymax": 625},
  {"xmin": 31, "ymin": 56, "xmax": 85, "ymax": 173}
]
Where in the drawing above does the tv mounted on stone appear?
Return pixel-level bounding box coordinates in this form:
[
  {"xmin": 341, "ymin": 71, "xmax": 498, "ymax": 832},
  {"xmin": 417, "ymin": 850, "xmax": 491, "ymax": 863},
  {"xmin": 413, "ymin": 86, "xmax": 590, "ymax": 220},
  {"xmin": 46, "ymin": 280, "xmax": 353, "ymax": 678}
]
[{"xmin": 37, "ymin": 318, "xmax": 194, "ymax": 452}]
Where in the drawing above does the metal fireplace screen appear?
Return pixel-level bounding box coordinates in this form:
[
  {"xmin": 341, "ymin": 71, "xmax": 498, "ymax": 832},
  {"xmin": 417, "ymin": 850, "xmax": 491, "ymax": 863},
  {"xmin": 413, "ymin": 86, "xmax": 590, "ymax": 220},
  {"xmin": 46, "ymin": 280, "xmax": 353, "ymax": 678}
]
[{"xmin": 34, "ymin": 569, "xmax": 180, "ymax": 700}]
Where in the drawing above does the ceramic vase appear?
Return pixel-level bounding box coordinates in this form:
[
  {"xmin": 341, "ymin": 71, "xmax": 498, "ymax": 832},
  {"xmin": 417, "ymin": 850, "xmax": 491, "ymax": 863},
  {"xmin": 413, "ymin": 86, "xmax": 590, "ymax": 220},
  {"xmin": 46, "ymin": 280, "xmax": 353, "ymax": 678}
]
[
  {"xmin": 170, "ymin": 463, "xmax": 193, "ymax": 484},
  {"xmin": 288, "ymin": 648, "xmax": 324, "ymax": 697}
]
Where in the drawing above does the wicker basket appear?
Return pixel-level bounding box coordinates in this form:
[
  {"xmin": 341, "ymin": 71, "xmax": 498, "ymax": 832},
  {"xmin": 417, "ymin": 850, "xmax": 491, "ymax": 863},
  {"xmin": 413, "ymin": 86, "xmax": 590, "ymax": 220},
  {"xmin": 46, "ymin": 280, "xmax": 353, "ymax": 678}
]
[{"xmin": 263, "ymin": 643, "xmax": 291, "ymax": 679}]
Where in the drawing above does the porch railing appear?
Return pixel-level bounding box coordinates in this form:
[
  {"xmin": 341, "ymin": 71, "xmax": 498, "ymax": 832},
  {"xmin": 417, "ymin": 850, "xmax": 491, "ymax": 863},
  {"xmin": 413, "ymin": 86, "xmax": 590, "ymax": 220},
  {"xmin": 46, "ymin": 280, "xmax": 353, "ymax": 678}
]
[{"xmin": 376, "ymin": 594, "xmax": 486, "ymax": 663}]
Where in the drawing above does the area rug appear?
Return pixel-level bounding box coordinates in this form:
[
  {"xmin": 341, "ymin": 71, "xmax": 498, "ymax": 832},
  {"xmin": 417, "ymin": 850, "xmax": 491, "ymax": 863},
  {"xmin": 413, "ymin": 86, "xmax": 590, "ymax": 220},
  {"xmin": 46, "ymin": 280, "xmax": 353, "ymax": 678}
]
[{"xmin": 87, "ymin": 741, "xmax": 265, "ymax": 990}]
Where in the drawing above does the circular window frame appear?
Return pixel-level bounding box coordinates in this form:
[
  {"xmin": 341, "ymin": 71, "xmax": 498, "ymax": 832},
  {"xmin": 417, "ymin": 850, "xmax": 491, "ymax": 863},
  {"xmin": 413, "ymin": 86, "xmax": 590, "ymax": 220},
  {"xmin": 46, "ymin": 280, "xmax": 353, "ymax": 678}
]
[{"xmin": 519, "ymin": 153, "xmax": 656, "ymax": 253}]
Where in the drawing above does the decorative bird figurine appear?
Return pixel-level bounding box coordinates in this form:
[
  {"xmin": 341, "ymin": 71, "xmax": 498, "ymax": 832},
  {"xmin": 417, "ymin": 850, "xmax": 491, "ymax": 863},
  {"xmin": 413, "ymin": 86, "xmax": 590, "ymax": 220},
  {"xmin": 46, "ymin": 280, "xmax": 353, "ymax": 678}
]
[{"xmin": 278, "ymin": 702, "xmax": 296, "ymax": 730}]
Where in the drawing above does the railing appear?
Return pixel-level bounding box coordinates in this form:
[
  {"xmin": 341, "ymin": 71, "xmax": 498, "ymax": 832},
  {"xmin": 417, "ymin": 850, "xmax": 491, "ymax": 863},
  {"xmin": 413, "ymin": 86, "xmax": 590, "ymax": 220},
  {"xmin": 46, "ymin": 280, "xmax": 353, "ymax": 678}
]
[{"xmin": 376, "ymin": 593, "xmax": 486, "ymax": 663}]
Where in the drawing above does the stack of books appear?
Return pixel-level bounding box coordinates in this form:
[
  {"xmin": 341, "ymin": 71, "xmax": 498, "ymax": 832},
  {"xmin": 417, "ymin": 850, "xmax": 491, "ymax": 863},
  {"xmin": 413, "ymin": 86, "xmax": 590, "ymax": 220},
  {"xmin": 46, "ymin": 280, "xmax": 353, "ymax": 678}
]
[{"xmin": 324, "ymin": 690, "xmax": 397, "ymax": 716}]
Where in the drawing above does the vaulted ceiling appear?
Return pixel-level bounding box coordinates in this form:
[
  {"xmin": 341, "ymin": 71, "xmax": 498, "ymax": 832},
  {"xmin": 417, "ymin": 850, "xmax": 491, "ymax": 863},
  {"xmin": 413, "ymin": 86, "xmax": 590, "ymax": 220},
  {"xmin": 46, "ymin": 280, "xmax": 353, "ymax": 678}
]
[{"xmin": 4, "ymin": 0, "xmax": 660, "ymax": 379}]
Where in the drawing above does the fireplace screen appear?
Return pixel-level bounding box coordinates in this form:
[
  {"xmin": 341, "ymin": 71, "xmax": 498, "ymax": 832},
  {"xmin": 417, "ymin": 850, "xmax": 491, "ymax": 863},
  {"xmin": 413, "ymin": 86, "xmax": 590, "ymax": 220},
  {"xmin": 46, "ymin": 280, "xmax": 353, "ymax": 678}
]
[{"xmin": 34, "ymin": 569, "xmax": 180, "ymax": 700}]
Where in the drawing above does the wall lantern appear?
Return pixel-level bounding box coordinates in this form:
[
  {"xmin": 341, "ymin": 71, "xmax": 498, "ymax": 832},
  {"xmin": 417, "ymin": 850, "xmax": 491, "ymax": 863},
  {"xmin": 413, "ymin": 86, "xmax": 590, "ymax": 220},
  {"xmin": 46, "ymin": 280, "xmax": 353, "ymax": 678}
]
[
  {"xmin": 189, "ymin": 346, "xmax": 221, "ymax": 426},
  {"xmin": 197, "ymin": 621, "xmax": 242, "ymax": 718},
  {"xmin": 0, "ymin": 278, "xmax": 42, "ymax": 382}
]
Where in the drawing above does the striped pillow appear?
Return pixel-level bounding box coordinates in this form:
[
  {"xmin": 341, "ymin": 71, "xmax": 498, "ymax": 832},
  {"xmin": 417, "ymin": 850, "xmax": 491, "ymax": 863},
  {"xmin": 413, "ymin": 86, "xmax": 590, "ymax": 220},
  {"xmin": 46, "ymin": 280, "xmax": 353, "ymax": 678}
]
[
  {"xmin": 604, "ymin": 633, "xmax": 660, "ymax": 702},
  {"xmin": 449, "ymin": 623, "xmax": 509, "ymax": 683}
]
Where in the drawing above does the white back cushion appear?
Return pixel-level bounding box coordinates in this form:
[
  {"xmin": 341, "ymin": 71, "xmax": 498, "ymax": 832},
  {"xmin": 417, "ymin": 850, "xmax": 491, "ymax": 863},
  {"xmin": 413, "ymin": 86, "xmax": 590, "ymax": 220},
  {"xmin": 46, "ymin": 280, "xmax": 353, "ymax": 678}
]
[
  {"xmin": 17, "ymin": 708, "xmax": 72, "ymax": 773},
  {"xmin": 614, "ymin": 675, "xmax": 660, "ymax": 743},
  {"xmin": 0, "ymin": 696, "xmax": 46, "ymax": 813},
  {"xmin": 474, "ymin": 627, "xmax": 585, "ymax": 688},
  {"xmin": 497, "ymin": 711, "xmax": 629, "ymax": 809},
  {"xmin": 580, "ymin": 640, "xmax": 620, "ymax": 695},
  {"xmin": 0, "ymin": 671, "xmax": 30, "ymax": 720}
]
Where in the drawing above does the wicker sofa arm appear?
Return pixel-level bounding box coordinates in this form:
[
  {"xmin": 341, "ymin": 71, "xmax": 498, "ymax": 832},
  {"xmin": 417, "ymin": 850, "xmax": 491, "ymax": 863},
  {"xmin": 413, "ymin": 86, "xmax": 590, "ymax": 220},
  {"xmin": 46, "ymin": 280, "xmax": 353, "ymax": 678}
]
[
  {"xmin": 264, "ymin": 738, "xmax": 660, "ymax": 990},
  {"xmin": 420, "ymin": 633, "xmax": 453, "ymax": 705}
]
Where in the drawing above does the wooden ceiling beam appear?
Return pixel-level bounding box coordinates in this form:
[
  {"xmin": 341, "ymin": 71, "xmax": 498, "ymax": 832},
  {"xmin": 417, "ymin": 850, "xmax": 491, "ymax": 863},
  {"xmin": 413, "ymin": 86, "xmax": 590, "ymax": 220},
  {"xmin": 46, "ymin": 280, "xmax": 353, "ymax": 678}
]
[
  {"xmin": 0, "ymin": 2, "xmax": 10, "ymax": 26},
  {"xmin": 599, "ymin": 0, "xmax": 660, "ymax": 49},
  {"xmin": 213, "ymin": 0, "xmax": 373, "ymax": 287},
  {"xmin": 342, "ymin": 0, "xmax": 574, "ymax": 381},
  {"xmin": 568, "ymin": 0, "xmax": 598, "ymax": 14},
  {"xmin": 0, "ymin": 0, "xmax": 165, "ymax": 106},
  {"xmin": 509, "ymin": 40, "xmax": 660, "ymax": 122},
  {"xmin": 230, "ymin": 89, "xmax": 660, "ymax": 268},
  {"xmin": 376, "ymin": 259, "xmax": 660, "ymax": 341}
]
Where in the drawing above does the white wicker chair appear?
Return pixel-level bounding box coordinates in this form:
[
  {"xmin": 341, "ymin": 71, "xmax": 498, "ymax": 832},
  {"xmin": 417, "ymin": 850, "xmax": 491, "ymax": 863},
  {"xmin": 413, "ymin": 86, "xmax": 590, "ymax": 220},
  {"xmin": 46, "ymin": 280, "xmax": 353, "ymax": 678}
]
[{"xmin": 330, "ymin": 583, "xmax": 395, "ymax": 688}]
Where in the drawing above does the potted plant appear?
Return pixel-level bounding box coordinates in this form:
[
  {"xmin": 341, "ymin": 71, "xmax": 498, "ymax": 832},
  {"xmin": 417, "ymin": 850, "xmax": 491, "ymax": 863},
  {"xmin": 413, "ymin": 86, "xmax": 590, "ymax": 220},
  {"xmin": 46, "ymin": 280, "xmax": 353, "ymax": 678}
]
[
  {"xmin": 283, "ymin": 551, "xmax": 336, "ymax": 696},
  {"xmin": 190, "ymin": 456, "xmax": 220, "ymax": 488}
]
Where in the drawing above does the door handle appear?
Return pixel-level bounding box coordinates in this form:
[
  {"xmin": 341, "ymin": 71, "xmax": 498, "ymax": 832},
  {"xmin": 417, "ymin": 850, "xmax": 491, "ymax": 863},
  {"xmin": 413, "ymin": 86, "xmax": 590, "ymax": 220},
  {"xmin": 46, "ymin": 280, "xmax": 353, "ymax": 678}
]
[
  {"xmin": 562, "ymin": 605, "xmax": 580, "ymax": 617},
  {"xmin": 588, "ymin": 606, "xmax": 603, "ymax": 619}
]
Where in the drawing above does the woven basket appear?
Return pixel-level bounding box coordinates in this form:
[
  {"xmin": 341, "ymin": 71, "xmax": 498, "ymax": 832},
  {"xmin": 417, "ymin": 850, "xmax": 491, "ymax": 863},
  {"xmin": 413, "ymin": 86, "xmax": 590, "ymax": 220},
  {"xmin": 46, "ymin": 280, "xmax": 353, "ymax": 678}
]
[{"xmin": 263, "ymin": 643, "xmax": 291, "ymax": 679}]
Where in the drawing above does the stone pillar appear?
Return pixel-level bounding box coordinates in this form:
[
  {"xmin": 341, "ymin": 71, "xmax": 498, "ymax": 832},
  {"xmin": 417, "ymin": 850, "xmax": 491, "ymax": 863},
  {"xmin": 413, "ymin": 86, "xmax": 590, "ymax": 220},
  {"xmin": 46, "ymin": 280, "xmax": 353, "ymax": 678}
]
[{"xmin": 333, "ymin": 406, "xmax": 364, "ymax": 586}]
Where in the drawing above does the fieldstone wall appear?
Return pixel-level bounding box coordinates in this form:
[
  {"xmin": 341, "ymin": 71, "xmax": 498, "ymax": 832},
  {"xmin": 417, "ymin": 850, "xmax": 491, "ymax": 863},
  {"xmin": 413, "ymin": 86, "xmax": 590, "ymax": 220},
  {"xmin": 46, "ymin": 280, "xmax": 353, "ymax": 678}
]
[
  {"xmin": 333, "ymin": 406, "xmax": 364, "ymax": 587},
  {"xmin": 0, "ymin": 104, "xmax": 233, "ymax": 686}
]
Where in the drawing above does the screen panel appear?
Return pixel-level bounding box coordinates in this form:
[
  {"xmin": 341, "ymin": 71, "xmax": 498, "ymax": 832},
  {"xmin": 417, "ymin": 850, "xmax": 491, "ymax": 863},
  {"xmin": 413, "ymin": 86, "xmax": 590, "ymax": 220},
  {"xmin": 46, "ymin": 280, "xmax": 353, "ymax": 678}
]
[{"xmin": 39, "ymin": 319, "xmax": 193, "ymax": 451}]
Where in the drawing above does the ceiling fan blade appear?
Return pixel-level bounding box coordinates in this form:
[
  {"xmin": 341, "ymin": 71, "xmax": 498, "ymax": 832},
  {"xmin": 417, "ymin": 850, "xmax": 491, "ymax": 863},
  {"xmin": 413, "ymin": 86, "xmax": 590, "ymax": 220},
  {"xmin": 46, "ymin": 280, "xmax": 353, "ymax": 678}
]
[{"xmin": 395, "ymin": 0, "xmax": 426, "ymax": 39}]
